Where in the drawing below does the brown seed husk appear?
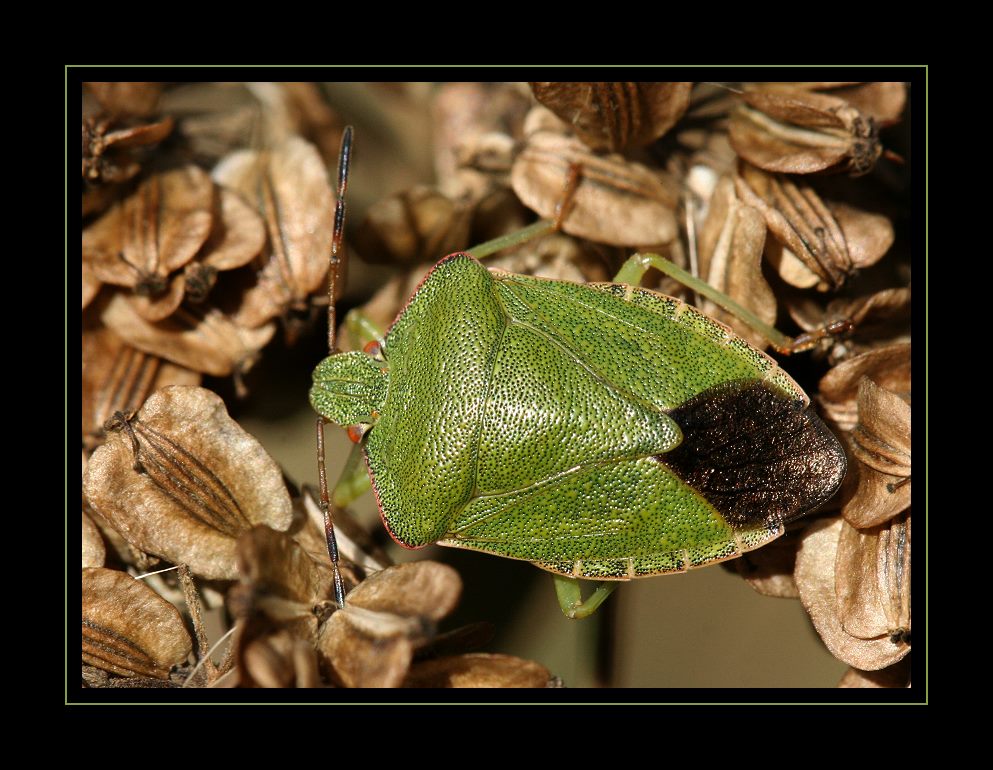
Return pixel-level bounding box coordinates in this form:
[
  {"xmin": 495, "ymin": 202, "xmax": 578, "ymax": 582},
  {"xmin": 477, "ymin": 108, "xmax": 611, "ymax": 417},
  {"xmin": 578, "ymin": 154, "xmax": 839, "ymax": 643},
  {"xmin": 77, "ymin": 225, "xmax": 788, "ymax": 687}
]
[
  {"xmin": 82, "ymin": 386, "xmax": 293, "ymax": 580},
  {"xmin": 101, "ymin": 295, "xmax": 275, "ymax": 377},
  {"xmin": 795, "ymin": 518, "xmax": 910, "ymax": 670},
  {"xmin": 697, "ymin": 175, "xmax": 774, "ymax": 348},
  {"xmin": 82, "ymin": 261, "xmax": 101, "ymax": 309},
  {"xmin": 753, "ymin": 82, "xmax": 907, "ymax": 126},
  {"xmin": 511, "ymin": 128, "xmax": 678, "ymax": 246},
  {"xmin": 82, "ymin": 567, "xmax": 193, "ymax": 679},
  {"xmin": 198, "ymin": 188, "xmax": 267, "ymax": 271},
  {"xmin": 82, "ymin": 116, "xmax": 175, "ymax": 186},
  {"xmin": 842, "ymin": 377, "xmax": 911, "ymax": 527},
  {"xmin": 486, "ymin": 232, "xmax": 612, "ymax": 285},
  {"xmin": 82, "ymin": 511, "xmax": 106, "ymax": 568},
  {"xmin": 242, "ymin": 628, "xmax": 322, "ymax": 688},
  {"xmin": 344, "ymin": 561, "xmax": 461, "ymax": 622},
  {"xmin": 83, "ymin": 166, "xmax": 215, "ymax": 296},
  {"xmin": 836, "ymin": 512, "xmax": 911, "ymax": 641},
  {"xmin": 404, "ymin": 653, "xmax": 552, "ymax": 688},
  {"xmin": 85, "ymin": 82, "xmax": 164, "ymax": 117},
  {"xmin": 354, "ymin": 185, "xmax": 472, "ymax": 265},
  {"xmin": 82, "ymin": 326, "xmax": 201, "ymax": 448},
  {"xmin": 737, "ymin": 163, "xmax": 894, "ymax": 290},
  {"xmin": 317, "ymin": 607, "xmax": 415, "ymax": 688},
  {"xmin": 126, "ymin": 272, "xmax": 187, "ymax": 322},
  {"xmin": 730, "ymin": 89, "xmax": 881, "ymax": 177},
  {"xmin": 819, "ymin": 344, "xmax": 911, "ymax": 431},
  {"xmin": 838, "ymin": 657, "xmax": 911, "ymax": 688},
  {"xmin": 530, "ymin": 82, "xmax": 693, "ymax": 152},
  {"xmin": 730, "ymin": 531, "xmax": 800, "ymax": 598},
  {"xmin": 212, "ymin": 136, "xmax": 334, "ymax": 328}
]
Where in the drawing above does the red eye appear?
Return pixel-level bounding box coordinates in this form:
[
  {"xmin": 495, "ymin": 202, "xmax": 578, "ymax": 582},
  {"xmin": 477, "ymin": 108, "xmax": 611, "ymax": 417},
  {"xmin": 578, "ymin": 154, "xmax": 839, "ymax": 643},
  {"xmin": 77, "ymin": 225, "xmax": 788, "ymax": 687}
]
[
  {"xmin": 363, "ymin": 340, "xmax": 382, "ymax": 357},
  {"xmin": 347, "ymin": 425, "xmax": 366, "ymax": 444}
]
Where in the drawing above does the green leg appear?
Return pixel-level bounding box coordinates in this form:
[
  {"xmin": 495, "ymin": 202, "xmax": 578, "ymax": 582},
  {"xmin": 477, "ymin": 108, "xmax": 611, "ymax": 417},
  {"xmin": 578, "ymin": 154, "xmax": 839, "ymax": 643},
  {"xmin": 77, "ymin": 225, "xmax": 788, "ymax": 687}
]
[
  {"xmin": 343, "ymin": 308, "xmax": 386, "ymax": 352},
  {"xmin": 332, "ymin": 440, "xmax": 372, "ymax": 508},
  {"xmin": 614, "ymin": 253, "xmax": 796, "ymax": 353},
  {"xmin": 554, "ymin": 575, "xmax": 618, "ymax": 620}
]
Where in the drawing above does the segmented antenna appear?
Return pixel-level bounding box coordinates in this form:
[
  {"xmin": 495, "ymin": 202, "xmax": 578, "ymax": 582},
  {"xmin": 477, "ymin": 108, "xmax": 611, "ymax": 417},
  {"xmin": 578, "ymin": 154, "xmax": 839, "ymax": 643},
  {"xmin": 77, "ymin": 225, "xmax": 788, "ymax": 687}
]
[{"xmin": 319, "ymin": 125, "xmax": 353, "ymax": 610}]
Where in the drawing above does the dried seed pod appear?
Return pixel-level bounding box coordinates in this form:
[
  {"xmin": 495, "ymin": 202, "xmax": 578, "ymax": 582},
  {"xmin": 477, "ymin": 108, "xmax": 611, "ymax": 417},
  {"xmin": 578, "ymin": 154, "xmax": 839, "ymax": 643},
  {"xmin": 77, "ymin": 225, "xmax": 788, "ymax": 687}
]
[
  {"xmin": 353, "ymin": 185, "xmax": 472, "ymax": 265},
  {"xmin": 757, "ymin": 82, "xmax": 907, "ymax": 126},
  {"xmin": 85, "ymin": 82, "xmax": 164, "ymax": 117},
  {"xmin": 485, "ymin": 232, "xmax": 612, "ymax": 285},
  {"xmin": 788, "ymin": 286, "xmax": 911, "ymax": 364},
  {"xmin": 82, "ymin": 511, "xmax": 106, "ymax": 568},
  {"xmin": 101, "ymin": 296, "xmax": 275, "ymax": 377},
  {"xmin": 795, "ymin": 517, "xmax": 910, "ymax": 670},
  {"xmin": 512, "ymin": 129, "xmax": 678, "ymax": 246},
  {"xmin": 842, "ymin": 378, "xmax": 911, "ymax": 528},
  {"xmin": 836, "ymin": 512, "xmax": 911, "ymax": 641},
  {"xmin": 736, "ymin": 163, "xmax": 893, "ymax": 290},
  {"xmin": 404, "ymin": 653, "xmax": 552, "ymax": 688},
  {"xmin": 819, "ymin": 344, "xmax": 911, "ymax": 431},
  {"xmin": 212, "ymin": 136, "xmax": 334, "ymax": 329},
  {"xmin": 82, "ymin": 567, "xmax": 193, "ymax": 679},
  {"xmin": 241, "ymin": 629, "xmax": 322, "ymax": 688},
  {"xmin": 838, "ymin": 657, "xmax": 910, "ymax": 688},
  {"xmin": 83, "ymin": 386, "xmax": 293, "ymax": 579},
  {"xmin": 83, "ymin": 166, "xmax": 215, "ymax": 304},
  {"xmin": 530, "ymin": 82, "xmax": 693, "ymax": 152},
  {"xmin": 82, "ymin": 326, "xmax": 201, "ymax": 449},
  {"xmin": 697, "ymin": 175, "xmax": 774, "ymax": 348},
  {"xmin": 728, "ymin": 531, "xmax": 800, "ymax": 598},
  {"xmin": 82, "ymin": 115, "xmax": 174, "ymax": 186},
  {"xmin": 82, "ymin": 261, "xmax": 101, "ymax": 309},
  {"xmin": 344, "ymin": 561, "xmax": 461, "ymax": 622},
  {"xmin": 730, "ymin": 89, "xmax": 882, "ymax": 177}
]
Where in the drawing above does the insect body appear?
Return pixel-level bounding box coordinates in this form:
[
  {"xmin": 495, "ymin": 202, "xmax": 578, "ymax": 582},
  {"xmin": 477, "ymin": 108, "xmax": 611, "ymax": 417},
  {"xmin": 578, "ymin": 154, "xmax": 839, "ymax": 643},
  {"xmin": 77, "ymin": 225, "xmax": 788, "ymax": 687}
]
[{"xmin": 310, "ymin": 252, "xmax": 846, "ymax": 583}]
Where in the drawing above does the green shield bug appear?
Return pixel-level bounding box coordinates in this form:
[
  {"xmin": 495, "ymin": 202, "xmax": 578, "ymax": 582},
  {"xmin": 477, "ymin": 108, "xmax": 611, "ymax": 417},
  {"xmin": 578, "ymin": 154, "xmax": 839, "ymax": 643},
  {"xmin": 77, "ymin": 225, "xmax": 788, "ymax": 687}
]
[{"xmin": 311, "ymin": 128, "xmax": 846, "ymax": 619}]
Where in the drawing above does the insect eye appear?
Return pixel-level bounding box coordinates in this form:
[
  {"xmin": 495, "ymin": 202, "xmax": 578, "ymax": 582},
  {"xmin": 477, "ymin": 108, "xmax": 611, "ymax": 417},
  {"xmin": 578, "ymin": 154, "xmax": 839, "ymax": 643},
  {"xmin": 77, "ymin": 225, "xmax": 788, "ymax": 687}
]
[{"xmin": 363, "ymin": 340, "xmax": 383, "ymax": 358}]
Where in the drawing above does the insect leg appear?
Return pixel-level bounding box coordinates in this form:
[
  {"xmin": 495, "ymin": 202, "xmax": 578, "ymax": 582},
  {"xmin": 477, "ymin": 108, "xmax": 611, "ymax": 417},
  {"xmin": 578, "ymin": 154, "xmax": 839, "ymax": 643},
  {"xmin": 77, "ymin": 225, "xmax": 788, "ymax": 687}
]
[{"xmin": 553, "ymin": 575, "xmax": 618, "ymax": 620}]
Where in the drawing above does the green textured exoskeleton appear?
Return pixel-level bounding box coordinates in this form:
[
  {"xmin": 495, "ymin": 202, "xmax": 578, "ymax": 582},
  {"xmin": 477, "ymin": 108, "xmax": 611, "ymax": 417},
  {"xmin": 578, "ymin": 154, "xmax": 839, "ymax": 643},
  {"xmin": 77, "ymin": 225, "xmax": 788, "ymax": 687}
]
[{"xmin": 311, "ymin": 253, "xmax": 845, "ymax": 610}]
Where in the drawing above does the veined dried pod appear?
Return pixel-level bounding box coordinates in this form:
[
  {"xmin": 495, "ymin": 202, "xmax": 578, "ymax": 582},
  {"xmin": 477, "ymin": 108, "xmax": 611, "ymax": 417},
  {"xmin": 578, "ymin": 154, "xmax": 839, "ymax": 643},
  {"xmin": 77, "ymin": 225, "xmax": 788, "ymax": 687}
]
[
  {"xmin": 512, "ymin": 129, "xmax": 678, "ymax": 246},
  {"xmin": 730, "ymin": 89, "xmax": 882, "ymax": 177},
  {"xmin": 354, "ymin": 185, "xmax": 472, "ymax": 266},
  {"xmin": 82, "ymin": 165, "xmax": 215, "ymax": 305},
  {"xmin": 530, "ymin": 82, "xmax": 693, "ymax": 152},
  {"xmin": 212, "ymin": 136, "xmax": 334, "ymax": 330},
  {"xmin": 836, "ymin": 512, "xmax": 911, "ymax": 643},
  {"xmin": 101, "ymin": 295, "xmax": 275, "ymax": 378},
  {"xmin": 82, "ymin": 261, "xmax": 101, "ymax": 309},
  {"xmin": 788, "ymin": 286, "xmax": 911, "ymax": 364},
  {"xmin": 819, "ymin": 344, "xmax": 911, "ymax": 431},
  {"xmin": 838, "ymin": 657, "xmax": 910, "ymax": 688},
  {"xmin": 82, "ymin": 115, "xmax": 174, "ymax": 186},
  {"xmin": 240, "ymin": 628, "xmax": 322, "ymax": 688},
  {"xmin": 736, "ymin": 163, "xmax": 892, "ymax": 290},
  {"xmin": 795, "ymin": 517, "xmax": 910, "ymax": 671},
  {"xmin": 82, "ymin": 511, "xmax": 106, "ymax": 568},
  {"xmin": 85, "ymin": 82, "xmax": 164, "ymax": 117},
  {"xmin": 317, "ymin": 561, "xmax": 461, "ymax": 688},
  {"xmin": 697, "ymin": 175, "xmax": 774, "ymax": 348},
  {"xmin": 82, "ymin": 567, "xmax": 193, "ymax": 679},
  {"xmin": 403, "ymin": 653, "xmax": 552, "ymax": 688},
  {"xmin": 843, "ymin": 377, "xmax": 911, "ymax": 528},
  {"xmin": 82, "ymin": 387, "xmax": 293, "ymax": 580},
  {"xmin": 756, "ymin": 82, "xmax": 907, "ymax": 126},
  {"xmin": 82, "ymin": 326, "xmax": 201, "ymax": 449},
  {"xmin": 485, "ymin": 231, "xmax": 612, "ymax": 285}
]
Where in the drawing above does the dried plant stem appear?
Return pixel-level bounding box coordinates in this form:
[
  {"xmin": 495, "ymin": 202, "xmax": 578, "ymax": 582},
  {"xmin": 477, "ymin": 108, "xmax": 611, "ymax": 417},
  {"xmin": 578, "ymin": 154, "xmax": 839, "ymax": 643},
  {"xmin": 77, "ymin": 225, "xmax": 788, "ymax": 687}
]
[{"xmin": 177, "ymin": 564, "xmax": 217, "ymax": 682}]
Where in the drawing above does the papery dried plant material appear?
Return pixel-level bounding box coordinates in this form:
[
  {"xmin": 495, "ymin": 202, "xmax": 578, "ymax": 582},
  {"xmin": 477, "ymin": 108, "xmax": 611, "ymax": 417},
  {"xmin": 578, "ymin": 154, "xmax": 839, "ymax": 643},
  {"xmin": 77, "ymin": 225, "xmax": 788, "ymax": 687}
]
[
  {"xmin": 82, "ymin": 511, "xmax": 106, "ymax": 568},
  {"xmin": 838, "ymin": 657, "xmax": 911, "ymax": 688},
  {"xmin": 795, "ymin": 518, "xmax": 910, "ymax": 670},
  {"xmin": 82, "ymin": 567, "xmax": 193, "ymax": 679},
  {"xmin": 213, "ymin": 136, "xmax": 334, "ymax": 329},
  {"xmin": 788, "ymin": 286, "xmax": 911, "ymax": 364},
  {"xmin": 697, "ymin": 175, "xmax": 774, "ymax": 348},
  {"xmin": 242, "ymin": 629, "xmax": 322, "ymax": 688},
  {"xmin": 485, "ymin": 232, "xmax": 612, "ymax": 285},
  {"xmin": 316, "ymin": 562, "xmax": 462, "ymax": 688},
  {"xmin": 836, "ymin": 512, "xmax": 911, "ymax": 642},
  {"xmin": 512, "ymin": 129, "xmax": 678, "ymax": 247},
  {"xmin": 404, "ymin": 653, "xmax": 552, "ymax": 688},
  {"xmin": 729, "ymin": 531, "xmax": 800, "ymax": 598},
  {"xmin": 354, "ymin": 185, "xmax": 472, "ymax": 265},
  {"xmin": 82, "ymin": 261, "xmax": 101, "ymax": 309},
  {"xmin": 736, "ymin": 163, "xmax": 893, "ymax": 291},
  {"xmin": 83, "ymin": 387, "xmax": 293, "ymax": 580},
  {"xmin": 730, "ymin": 89, "xmax": 882, "ymax": 177},
  {"xmin": 843, "ymin": 377, "xmax": 911, "ymax": 528},
  {"xmin": 101, "ymin": 295, "xmax": 275, "ymax": 377},
  {"xmin": 85, "ymin": 82, "xmax": 164, "ymax": 118},
  {"xmin": 318, "ymin": 605, "xmax": 416, "ymax": 688},
  {"xmin": 758, "ymin": 82, "xmax": 908, "ymax": 127},
  {"xmin": 530, "ymin": 82, "xmax": 693, "ymax": 153},
  {"xmin": 82, "ymin": 326, "xmax": 201, "ymax": 448},
  {"xmin": 82, "ymin": 165, "xmax": 215, "ymax": 304},
  {"xmin": 82, "ymin": 115, "xmax": 175, "ymax": 186},
  {"xmin": 819, "ymin": 344, "xmax": 911, "ymax": 431}
]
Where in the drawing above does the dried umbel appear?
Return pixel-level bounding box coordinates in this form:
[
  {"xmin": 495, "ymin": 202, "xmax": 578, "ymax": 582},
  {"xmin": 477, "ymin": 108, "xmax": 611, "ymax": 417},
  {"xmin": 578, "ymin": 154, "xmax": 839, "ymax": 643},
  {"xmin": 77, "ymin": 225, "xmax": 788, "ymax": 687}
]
[{"xmin": 83, "ymin": 386, "xmax": 293, "ymax": 580}]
